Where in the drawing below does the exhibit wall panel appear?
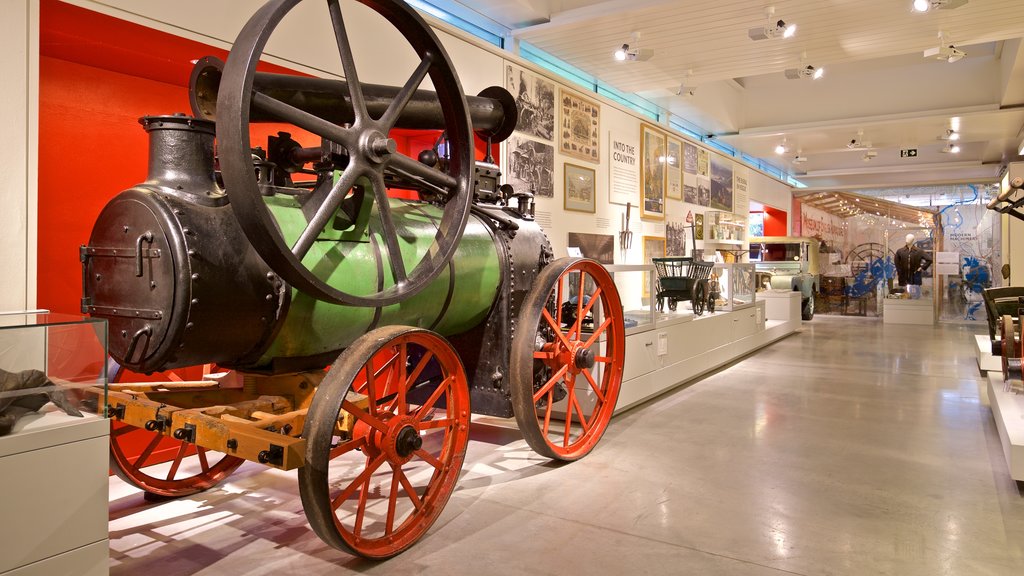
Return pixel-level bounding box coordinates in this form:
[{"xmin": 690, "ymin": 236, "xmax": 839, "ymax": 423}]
[{"xmin": 0, "ymin": 0, "xmax": 38, "ymax": 313}]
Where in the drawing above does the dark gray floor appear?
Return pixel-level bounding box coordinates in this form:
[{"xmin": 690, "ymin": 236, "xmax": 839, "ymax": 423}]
[{"xmin": 109, "ymin": 316, "xmax": 1024, "ymax": 575}]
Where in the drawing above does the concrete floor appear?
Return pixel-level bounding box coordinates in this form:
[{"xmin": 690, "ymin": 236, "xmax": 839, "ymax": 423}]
[{"xmin": 109, "ymin": 316, "xmax": 1024, "ymax": 575}]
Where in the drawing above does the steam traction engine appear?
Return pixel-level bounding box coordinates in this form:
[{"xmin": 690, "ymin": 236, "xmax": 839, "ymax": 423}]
[{"xmin": 81, "ymin": 0, "xmax": 625, "ymax": 558}]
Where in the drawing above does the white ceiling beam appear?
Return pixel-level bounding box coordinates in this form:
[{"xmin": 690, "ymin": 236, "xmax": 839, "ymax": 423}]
[
  {"xmin": 510, "ymin": 0, "xmax": 674, "ymax": 35},
  {"xmin": 801, "ymin": 160, "xmax": 987, "ymax": 177},
  {"xmin": 719, "ymin": 105, "xmax": 1007, "ymax": 138}
]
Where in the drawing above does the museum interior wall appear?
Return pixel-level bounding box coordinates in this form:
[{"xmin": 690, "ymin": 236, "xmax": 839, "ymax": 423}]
[{"xmin": 0, "ymin": 0, "xmax": 795, "ymax": 320}]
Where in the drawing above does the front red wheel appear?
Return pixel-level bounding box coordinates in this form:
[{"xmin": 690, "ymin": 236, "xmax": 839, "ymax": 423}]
[
  {"xmin": 299, "ymin": 326, "xmax": 470, "ymax": 559},
  {"xmin": 511, "ymin": 258, "xmax": 625, "ymax": 461}
]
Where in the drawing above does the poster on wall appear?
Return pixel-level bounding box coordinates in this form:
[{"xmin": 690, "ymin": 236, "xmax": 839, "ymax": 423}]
[
  {"xmin": 505, "ymin": 64, "xmax": 555, "ymax": 142},
  {"xmin": 684, "ymin": 173, "xmax": 698, "ymax": 204},
  {"xmin": 710, "ymin": 156, "xmax": 734, "ymax": 211},
  {"xmin": 697, "ymin": 148, "xmax": 709, "ymax": 177},
  {"xmin": 696, "ymin": 175, "xmax": 711, "ymax": 206},
  {"xmin": 564, "ymin": 163, "xmax": 596, "ymax": 213},
  {"xmin": 568, "ymin": 232, "xmax": 614, "ymax": 264},
  {"xmin": 666, "ymin": 221, "xmax": 688, "ymax": 256},
  {"xmin": 608, "ymin": 132, "xmax": 639, "ymax": 205},
  {"xmin": 640, "ymin": 123, "xmax": 666, "ymax": 220},
  {"xmin": 506, "ymin": 136, "xmax": 554, "ymax": 198},
  {"xmin": 559, "ymin": 89, "xmax": 600, "ymax": 163},
  {"xmin": 666, "ymin": 138, "xmax": 683, "ymax": 200},
  {"xmin": 683, "ymin": 142, "xmax": 698, "ymax": 174},
  {"xmin": 733, "ymin": 166, "xmax": 749, "ymax": 216}
]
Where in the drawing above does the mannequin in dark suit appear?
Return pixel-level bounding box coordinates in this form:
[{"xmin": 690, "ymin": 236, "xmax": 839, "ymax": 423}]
[{"xmin": 894, "ymin": 233, "xmax": 932, "ymax": 286}]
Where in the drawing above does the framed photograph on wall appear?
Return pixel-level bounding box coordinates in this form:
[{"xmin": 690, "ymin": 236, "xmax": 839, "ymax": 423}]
[
  {"xmin": 642, "ymin": 235, "xmax": 666, "ymax": 299},
  {"xmin": 640, "ymin": 123, "xmax": 666, "ymax": 220},
  {"xmin": 666, "ymin": 137, "xmax": 682, "ymax": 200},
  {"xmin": 560, "ymin": 89, "xmax": 600, "ymax": 163},
  {"xmin": 564, "ymin": 163, "xmax": 596, "ymax": 213},
  {"xmin": 505, "ymin": 64, "xmax": 555, "ymax": 142}
]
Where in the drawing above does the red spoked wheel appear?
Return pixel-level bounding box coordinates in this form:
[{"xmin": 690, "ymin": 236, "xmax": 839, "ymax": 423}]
[
  {"xmin": 299, "ymin": 326, "xmax": 470, "ymax": 559},
  {"xmin": 511, "ymin": 258, "xmax": 625, "ymax": 461},
  {"xmin": 108, "ymin": 366, "xmax": 244, "ymax": 498},
  {"xmin": 110, "ymin": 426, "xmax": 245, "ymax": 498}
]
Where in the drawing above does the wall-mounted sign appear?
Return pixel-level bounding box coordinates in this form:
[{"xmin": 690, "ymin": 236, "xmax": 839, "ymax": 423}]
[{"xmin": 900, "ymin": 149, "xmax": 918, "ymax": 158}]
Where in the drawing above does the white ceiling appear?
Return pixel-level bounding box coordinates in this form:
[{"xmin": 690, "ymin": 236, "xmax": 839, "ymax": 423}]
[{"xmin": 447, "ymin": 0, "xmax": 1024, "ymax": 190}]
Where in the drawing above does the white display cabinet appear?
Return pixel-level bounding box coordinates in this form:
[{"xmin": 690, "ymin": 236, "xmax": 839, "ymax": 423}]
[
  {"xmin": 703, "ymin": 211, "xmax": 747, "ymax": 246},
  {"xmin": 0, "ymin": 312, "xmax": 109, "ymax": 576},
  {"xmin": 711, "ymin": 263, "xmax": 756, "ymax": 311}
]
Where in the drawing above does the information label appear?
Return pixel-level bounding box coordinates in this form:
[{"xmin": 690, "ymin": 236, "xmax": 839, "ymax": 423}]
[
  {"xmin": 935, "ymin": 251, "xmax": 960, "ymax": 275},
  {"xmin": 608, "ymin": 131, "xmax": 639, "ymax": 206}
]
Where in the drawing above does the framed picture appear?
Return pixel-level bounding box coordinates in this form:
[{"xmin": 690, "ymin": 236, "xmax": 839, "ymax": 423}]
[
  {"xmin": 666, "ymin": 138, "xmax": 682, "ymax": 200},
  {"xmin": 563, "ymin": 163, "xmax": 596, "ymax": 213},
  {"xmin": 568, "ymin": 232, "xmax": 614, "ymax": 264},
  {"xmin": 505, "ymin": 64, "xmax": 555, "ymax": 142},
  {"xmin": 560, "ymin": 89, "xmax": 600, "ymax": 163},
  {"xmin": 710, "ymin": 156, "xmax": 734, "ymax": 211},
  {"xmin": 506, "ymin": 136, "xmax": 554, "ymax": 198},
  {"xmin": 640, "ymin": 123, "xmax": 666, "ymax": 220},
  {"xmin": 642, "ymin": 235, "xmax": 666, "ymax": 299},
  {"xmin": 695, "ymin": 213, "xmax": 705, "ymax": 240}
]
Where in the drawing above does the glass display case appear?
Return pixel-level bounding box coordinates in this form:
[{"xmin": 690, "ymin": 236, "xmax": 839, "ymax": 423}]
[
  {"xmin": 704, "ymin": 211, "xmax": 747, "ymax": 245},
  {"xmin": 711, "ymin": 263, "xmax": 756, "ymax": 311},
  {"xmin": 0, "ymin": 312, "xmax": 108, "ymax": 436},
  {"xmin": 607, "ymin": 264, "xmax": 657, "ymax": 334}
]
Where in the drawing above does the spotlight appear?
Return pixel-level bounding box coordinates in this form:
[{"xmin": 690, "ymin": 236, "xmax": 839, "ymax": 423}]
[
  {"xmin": 775, "ymin": 141, "xmax": 788, "ymax": 155},
  {"xmin": 938, "ymin": 128, "xmax": 960, "ymax": 142},
  {"xmin": 613, "ymin": 43, "xmax": 654, "ymax": 62},
  {"xmin": 913, "ymin": 0, "xmax": 968, "ymax": 12},
  {"xmin": 784, "ymin": 65, "xmax": 823, "ymax": 80},
  {"xmin": 925, "ymin": 32, "xmax": 966, "ymax": 62},
  {"xmin": 749, "ymin": 6, "xmax": 796, "ymax": 41},
  {"xmin": 863, "ymin": 150, "xmax": 878, "ymax": 162},
  {"xmin": 676, "ymin": 70, "xmax": 696, "ymax": 96},
  {"xmin": 940, "ymin": 142, "xmax": 961, "ymax": 153},
  {"xmin": 792, "ymin": 154, "xmax": 808, "ymax": 164}
]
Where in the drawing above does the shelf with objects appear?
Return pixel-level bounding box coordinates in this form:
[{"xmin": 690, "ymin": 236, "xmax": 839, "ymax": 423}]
[
  {"xmin": 608, "ymin": 264, "xmax": 693, "ymax": 335},
  {"xmin": 703, "ymin": 210, "xmax": 747, "ymax": 247},
  {"xmin": 0, "ymin": 312, "xmax": 109, "ymax": 576}
]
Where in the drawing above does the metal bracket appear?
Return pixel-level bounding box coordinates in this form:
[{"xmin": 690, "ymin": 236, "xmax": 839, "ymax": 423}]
[{"xmin": 258, "ymin": 443, "xmax": 285, "ymax": 466}]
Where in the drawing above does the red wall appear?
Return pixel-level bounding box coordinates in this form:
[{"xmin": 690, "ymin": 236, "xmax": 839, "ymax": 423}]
[{"xmin": 764, "ymin": 205, "xmax": 788, "ymax": 236}]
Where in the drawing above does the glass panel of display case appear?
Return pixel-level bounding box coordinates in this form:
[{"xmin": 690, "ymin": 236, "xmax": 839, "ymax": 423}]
[
  {"xmin": 606, "ymin": 265, "xmax": 657, "ymax": 334},
  {"xmin": 711, "ymin": 263, "xmax": 757, "ymax": 311},
  {"xmin": 0, "ymin": 312, "xmax": 108, "ymax": 436}
]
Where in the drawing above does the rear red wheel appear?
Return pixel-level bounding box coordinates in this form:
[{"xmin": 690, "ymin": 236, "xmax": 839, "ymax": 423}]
[
  {"xmin": 511, "ymin": 258, "xmax": 625, "ymax": 461},
  {"xmin": 299, "ymin": 326, "xmax": 470, "ymax": 559}
]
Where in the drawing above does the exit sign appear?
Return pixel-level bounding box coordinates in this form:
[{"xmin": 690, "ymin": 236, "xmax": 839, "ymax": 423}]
[{"xmin": 900, "ymin": 148, "xmax": 918, "ymax": 158}]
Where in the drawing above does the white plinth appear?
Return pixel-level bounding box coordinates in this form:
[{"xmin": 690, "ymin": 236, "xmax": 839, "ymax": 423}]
[
  {"xmin": 0, "ymin": 406, "xmax": 109, "ymax": 576},
  {"xmin": 976, "ymin": 334, "xmax": 1002, "ymax": 373},
  {"xmin": 759, "ymin": 290, "xmax": 801, "ymax": 322},
  {"xmin": 616, "ymin": 299, "xmax": 798, "ymax": 413},
  {"xmin": 987, "ymin": 373, "xmax": 1024, "ymax": 481},
  {"xmin": 883, "ymin": 298, "xmax": 934, "ymax": 325}
]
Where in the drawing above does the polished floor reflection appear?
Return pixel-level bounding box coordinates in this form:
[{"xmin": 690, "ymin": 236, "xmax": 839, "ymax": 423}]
[{"xmin": 109, "ymin": 316, "xmax": 1024, "ymax": 575}]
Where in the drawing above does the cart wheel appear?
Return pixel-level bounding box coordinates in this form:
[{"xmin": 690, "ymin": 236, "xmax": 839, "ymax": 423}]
[
  {"xmin": 110, "ymin": 425, "xmax": 245, "ymax": 497},
  {"xmin": 108, "ymin": 366, "xmax": 243, "ymax": 497},
  {"xmin": 511, "ymin": 258, "xmax": 625, "ymax": 461},
  {"xmin": 692, "ymin": 281, "xmax": 707, "ymax": 316},
  {"xmin": 1002, "ymin": 315, "xmax": 1019, "ymax": 380},
  {"xmin": 299, "ymin": 326, "xmax": 470, "ymax": 559},
  {"xmin": 668, "ymin": 299, "xmax": 677, "ymax": 312}
]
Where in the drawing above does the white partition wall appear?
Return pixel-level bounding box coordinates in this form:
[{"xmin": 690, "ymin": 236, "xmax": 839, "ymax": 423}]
[{"xmin": 0, "ymin": 0, "xmax": 38, "ymax": 313}]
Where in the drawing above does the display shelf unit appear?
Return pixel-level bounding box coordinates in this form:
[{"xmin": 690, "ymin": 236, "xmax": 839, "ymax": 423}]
[
  {"xmin": 608, "ymin": 264, "xmax": 694, "ymax": 334},
  {"xmin": 987, "ymin": 373, "xmax": 1024, "ymax": 481},
  {"xmin": 704, "ymin": 211, "xmax": 747, "ymax": 244},
  {"xmin": 0, "ymin": 313, "xmax": 109, "ymax": 576}
]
